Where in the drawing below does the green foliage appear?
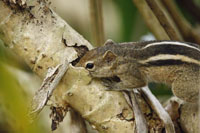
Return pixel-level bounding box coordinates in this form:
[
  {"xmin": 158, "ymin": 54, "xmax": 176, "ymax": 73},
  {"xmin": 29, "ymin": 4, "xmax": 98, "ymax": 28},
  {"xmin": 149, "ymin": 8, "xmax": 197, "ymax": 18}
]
[
  {"xmin": 113, "ymin": 0, "xmax": 148, "ymax": 42},
  {"xmin": 194, "ymin": 0, "xmax": 200, "ymax": 5},
  {"xmin": 0, "ymin": 64, "xmax": 43, "ymax": 133},
  {"xmin": 0, "ymin": 40, "xmax": 5, "ymax": 62},
  {"xmin": 149, "ymin": 83, "xmax": 173, "ymax": 96}
]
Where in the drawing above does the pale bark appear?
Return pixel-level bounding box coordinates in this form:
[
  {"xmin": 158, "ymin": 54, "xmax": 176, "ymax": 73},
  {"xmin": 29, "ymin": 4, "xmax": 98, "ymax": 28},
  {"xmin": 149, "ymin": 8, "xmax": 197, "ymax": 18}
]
[{"xmin": 0, "ymin": 0, "xmax": 136, "ymax": 132}]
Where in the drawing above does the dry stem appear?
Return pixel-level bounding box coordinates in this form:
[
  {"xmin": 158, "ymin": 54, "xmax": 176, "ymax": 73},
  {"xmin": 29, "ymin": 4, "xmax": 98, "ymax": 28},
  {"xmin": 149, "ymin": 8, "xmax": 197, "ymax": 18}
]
[
  {"xmin": 89, "ymin": 0, "xmax": 105, "ymax": 46},
  {"xmin": 162, "ymin": 0, "xmax": 200, "ymax": 44},
  {"xmin": 132, "ymin": 0, "xmax": 170, "ymax": 40},
  {"xmin": 145, "ymin": 0, "xmax": 181, "ymax": 41}
]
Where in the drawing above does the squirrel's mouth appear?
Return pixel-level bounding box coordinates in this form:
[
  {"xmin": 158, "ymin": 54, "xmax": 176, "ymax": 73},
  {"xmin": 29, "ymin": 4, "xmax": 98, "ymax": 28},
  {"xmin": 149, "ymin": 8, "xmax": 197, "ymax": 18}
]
[{"xmin": 101, "ymin": 76, "xmax": 121, "ymax": 82}]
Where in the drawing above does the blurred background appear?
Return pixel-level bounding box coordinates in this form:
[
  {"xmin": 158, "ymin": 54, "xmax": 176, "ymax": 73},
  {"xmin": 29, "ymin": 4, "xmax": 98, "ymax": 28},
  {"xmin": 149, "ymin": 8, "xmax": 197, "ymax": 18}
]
[{"xmin": 0, "ymin": 0, "xmax": 200, "ymax": 132}]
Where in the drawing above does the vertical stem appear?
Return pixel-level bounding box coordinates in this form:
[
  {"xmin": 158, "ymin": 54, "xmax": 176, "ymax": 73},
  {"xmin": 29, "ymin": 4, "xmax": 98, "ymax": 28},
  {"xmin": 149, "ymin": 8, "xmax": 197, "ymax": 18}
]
[
  {"xmin": 176, "ymin": 0, "xmax": 200, "ymax": 23},
  {"xmin": 132, "ymin": 0, "xmax": 170, "ymax": 40},
  {"xmin": 199, "ymin": 81, "xmax": 200, "ymax": 133},
  {"xmin": 130, "ymin": 91, "xmax": 148, "ymax": 133},
  {"xmin": 89, "ymin": 0, "xmax": 105, "ymax": 47},
  {"xmin": 145, "ymin": 0, "xmax": 182, "ymax": 41},
  {"xmin": 140, "ymin": 86, "xmax": 175, "ymax": 133},
  {"xmin": 162, "ymin": 0, "xmax": 200, "ymax": 44},
  {"xmin": 123, "ymin": 91, "xmax": 148, "ymax": 133}
]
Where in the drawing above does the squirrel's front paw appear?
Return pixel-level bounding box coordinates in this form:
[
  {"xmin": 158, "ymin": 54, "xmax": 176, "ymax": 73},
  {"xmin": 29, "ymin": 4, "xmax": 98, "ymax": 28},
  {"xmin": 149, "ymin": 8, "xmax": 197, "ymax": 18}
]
[
  {"xmin": 101, "ymin": 78, "xmax": 124, "ymax": 91},
  {"xmin": 101, "ymin": 78, "xmax": 114, "ymax": 90}
]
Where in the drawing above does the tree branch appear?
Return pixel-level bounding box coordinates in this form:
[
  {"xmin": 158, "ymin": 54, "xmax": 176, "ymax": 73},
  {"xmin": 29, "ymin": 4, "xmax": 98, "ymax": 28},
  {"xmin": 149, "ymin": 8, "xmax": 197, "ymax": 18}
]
[{"xmin": 0, "ymin": 0, "xmax": 137, "ymax": 132}]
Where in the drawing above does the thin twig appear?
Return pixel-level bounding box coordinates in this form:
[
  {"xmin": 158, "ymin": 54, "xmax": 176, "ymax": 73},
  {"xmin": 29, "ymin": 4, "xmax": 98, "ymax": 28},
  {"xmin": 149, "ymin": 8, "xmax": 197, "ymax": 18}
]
[
  {"xmin": 132, "ymin": 0, "xmax": 170, "ymax": 40},
  {"xmin": 140, "ymin": 86, "xmax": 175, "ymax": 133},
  {"xmin": 130, "ymin": 91, "xmax": 148, "ymax": 133},
  {"xmin": 145, "ymin": 0, "xmax": 181, "ymax": 41},
  {"xmin": 123, "ymin": 91, "xmax": 148, "ymax": 133},
  {"xmin": 199, "ymin": 81, "xmax": 200, "ymax": 133},
  {"xmin": 162, "ymin": 0, "xmax": 200, "ymax": 44},
  {"xmin": 89, "ymin": 0, "xmax": 105, "ymax": 46}
]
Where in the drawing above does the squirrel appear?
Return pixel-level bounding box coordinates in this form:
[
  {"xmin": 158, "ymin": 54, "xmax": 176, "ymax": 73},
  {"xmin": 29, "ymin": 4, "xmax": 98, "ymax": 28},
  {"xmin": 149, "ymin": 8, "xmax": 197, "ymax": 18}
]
[{"xmin": 76, "ymin": 40, "xmax": 200, "ymax": 103}]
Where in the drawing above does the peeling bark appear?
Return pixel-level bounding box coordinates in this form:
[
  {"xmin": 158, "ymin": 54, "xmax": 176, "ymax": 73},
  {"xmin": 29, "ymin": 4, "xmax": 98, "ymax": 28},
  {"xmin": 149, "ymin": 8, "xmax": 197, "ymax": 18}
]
[{"xmin": 29, "ymin": 59, "xmax": 69, "ymax": 120}]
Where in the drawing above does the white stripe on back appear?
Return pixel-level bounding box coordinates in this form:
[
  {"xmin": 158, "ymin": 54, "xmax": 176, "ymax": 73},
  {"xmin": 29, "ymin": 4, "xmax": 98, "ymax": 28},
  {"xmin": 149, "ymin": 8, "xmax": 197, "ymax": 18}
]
[
  {"xmin": 139, "ymin": 54, "xmax": 200, "ymax": 65},
  {"xmin": 142, "ymin": 41, "xmax": 200, "ymax": 52}
]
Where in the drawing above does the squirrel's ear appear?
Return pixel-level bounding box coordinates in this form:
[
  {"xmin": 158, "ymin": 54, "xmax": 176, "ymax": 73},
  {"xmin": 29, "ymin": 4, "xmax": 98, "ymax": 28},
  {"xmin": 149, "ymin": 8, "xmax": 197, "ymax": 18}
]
[
  {"xmin": 104, "ymin": 39, "xmax": 115, "ymax": 46},
  {"xmin": 103, "ymin": 50, "xmax": 117, "ymax": 62}
]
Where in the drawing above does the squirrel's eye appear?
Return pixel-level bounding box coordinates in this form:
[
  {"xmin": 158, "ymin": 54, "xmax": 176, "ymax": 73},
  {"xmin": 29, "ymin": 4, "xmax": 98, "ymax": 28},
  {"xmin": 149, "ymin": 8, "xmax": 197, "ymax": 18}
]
[{"xmin": 86, "ymin": 63, "xmax": 94, "ymax": 69}]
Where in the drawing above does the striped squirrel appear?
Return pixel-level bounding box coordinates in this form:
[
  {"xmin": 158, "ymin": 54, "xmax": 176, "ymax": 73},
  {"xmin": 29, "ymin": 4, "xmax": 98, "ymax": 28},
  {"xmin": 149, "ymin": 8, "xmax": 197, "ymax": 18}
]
[{"xmin": 76, "ymin": 40, "xmax": 200, "ymax": 103}]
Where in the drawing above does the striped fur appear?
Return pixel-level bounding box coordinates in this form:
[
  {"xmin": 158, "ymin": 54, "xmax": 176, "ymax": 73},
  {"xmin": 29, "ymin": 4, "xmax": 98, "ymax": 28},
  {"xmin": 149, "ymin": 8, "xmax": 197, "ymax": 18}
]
[
  {"xmin": 139, "ymin": 54, "xmax": 200, "ymax": 66},
  {"xmin": 136, "ymin": 41, "xmax": 200, "ymax": 66},
  {"xmin": 141, "ymin": 41, "xmax": 200, "ymax": 52},
  {"xmin": 101, "ymin": 40, "xmax": 200, "ymax": 66}
]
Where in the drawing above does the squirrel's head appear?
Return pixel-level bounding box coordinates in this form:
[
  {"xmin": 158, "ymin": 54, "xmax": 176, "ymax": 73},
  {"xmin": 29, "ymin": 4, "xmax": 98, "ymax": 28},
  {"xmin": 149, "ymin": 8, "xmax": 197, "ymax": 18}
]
[{"xmin": 76, "ymin": 46, "xmax": 118, "ymax": 78}]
